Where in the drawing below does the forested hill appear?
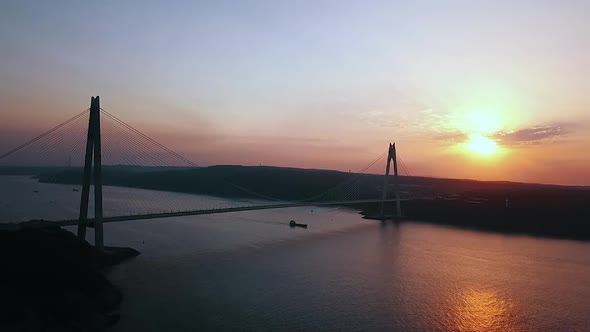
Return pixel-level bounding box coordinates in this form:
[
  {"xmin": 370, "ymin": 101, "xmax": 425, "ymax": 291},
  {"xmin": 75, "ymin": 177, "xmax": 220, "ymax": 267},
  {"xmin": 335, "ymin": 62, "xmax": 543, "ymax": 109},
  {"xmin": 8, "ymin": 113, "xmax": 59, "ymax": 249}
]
[
  {"xmin": 4, "ymin": 164, "xmax": 590, "ymax": 240},
  {"xmin": 12, "ymin": 164, "xmax": 584, "ymax": 202},
  {"xmin": 0, "ymin": 165, "xmax": 590, "ymax": 202},
  {"xmin": 33, "ymin": 165, "xmax": 382, "ymax": 201}
]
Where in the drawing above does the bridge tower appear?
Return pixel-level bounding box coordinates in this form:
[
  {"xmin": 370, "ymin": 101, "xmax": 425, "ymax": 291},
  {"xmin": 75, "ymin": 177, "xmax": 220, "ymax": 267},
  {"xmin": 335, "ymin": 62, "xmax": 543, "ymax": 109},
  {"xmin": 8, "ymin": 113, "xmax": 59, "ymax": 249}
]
[
  {"xmin": 77, "ymin": 96, "xmax": 104, "ymax": 251},
  {"xmin": 380, "ymin": 142, "xmax": 402, "ymax": 219}
]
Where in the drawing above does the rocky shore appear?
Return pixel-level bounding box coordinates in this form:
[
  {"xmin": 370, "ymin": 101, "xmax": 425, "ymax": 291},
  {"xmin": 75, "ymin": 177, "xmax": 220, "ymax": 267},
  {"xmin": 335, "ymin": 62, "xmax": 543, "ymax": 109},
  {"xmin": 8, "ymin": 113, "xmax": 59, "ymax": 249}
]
[{"xmin": 0, "ymin": 224, "xmax": 139, "ymax": 331}]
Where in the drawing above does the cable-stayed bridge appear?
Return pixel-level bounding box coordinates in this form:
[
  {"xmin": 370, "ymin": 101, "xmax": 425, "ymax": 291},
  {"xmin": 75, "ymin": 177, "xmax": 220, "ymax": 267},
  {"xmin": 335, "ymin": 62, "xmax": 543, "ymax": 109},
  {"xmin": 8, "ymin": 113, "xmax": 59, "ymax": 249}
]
[{"xmin": 0, "ymin": 96, "xmax": 423, "ymax": 250}]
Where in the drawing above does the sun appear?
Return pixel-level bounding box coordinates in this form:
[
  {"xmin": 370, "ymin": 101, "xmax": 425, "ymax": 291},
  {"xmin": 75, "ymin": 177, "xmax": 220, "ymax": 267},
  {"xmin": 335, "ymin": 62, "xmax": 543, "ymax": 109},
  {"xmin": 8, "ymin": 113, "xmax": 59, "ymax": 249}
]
[{"xmin": 467, "ymin": 134, "xmax": 497, "ymax": 155}]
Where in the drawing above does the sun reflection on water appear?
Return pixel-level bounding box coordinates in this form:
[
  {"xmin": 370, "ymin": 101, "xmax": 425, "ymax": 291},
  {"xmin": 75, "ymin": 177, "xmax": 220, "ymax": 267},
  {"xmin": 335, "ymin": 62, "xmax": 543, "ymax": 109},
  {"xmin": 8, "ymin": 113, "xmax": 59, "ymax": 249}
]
[{"xmin": 447, "ymin": 288, "xmax": 518, "ymax": 332}]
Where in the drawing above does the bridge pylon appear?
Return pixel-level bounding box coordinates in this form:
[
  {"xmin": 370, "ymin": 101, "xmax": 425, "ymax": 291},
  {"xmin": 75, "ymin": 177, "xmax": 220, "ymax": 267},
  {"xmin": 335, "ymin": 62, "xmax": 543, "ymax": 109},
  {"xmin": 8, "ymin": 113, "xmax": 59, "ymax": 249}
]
[
  {"xmin": 77, "ymin": 96, "xmax": 104, "ymax": 251},
  {"xmin": 380, "ymin": 142, "xmax": 401, "ymax": 219}
]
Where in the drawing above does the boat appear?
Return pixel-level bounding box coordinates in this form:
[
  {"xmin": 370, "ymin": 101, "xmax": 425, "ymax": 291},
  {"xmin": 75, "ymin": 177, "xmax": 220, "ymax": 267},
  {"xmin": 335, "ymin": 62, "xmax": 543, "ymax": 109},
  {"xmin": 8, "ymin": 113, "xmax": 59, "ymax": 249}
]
[
  {"xmin": 289, "ymin": 220, "xmax": 308, "ymax": 228},
  {"xmin": 72, "ymin": 188, "xmax": 79, "ymax": 192}
]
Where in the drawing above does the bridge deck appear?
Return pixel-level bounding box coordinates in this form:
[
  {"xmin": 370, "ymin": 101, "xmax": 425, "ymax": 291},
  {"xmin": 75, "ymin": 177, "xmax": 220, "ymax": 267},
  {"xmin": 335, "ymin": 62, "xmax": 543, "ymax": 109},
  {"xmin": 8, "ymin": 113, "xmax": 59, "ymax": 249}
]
[{"xmin": 40, "ymin": 198, "xmax": 412, "ymax": 227}]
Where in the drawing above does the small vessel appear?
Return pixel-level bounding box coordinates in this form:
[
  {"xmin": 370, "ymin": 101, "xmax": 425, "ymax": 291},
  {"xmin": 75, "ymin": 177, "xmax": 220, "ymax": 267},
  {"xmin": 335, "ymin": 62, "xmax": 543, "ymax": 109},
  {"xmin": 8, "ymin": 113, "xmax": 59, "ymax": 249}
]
[
  {"xmin": 289, "ymin": 220, "xmax": 308, "ymax": 228},
  {"xmin": 72, "ymin": 188, "xmax": 79, "ymax": 192},
  {"xmin": 33, "ymin": 190, "xmax": 39, "ymax": 193}
]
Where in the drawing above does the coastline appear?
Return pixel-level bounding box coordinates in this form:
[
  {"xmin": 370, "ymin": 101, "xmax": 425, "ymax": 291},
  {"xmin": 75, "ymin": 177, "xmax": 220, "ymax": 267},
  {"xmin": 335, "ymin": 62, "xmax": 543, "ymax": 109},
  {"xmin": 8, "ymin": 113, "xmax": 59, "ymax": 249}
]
[
  {"xmin": 5, "ymin": 165, "xmax": 590, "ymax": 243},
  {"xmin": 0, "ymin": 224, "xmax": 139, "ymax": 331},
  {"xmin": 359, "ymin": 197, "xmax": 590, "ymax": 242}
]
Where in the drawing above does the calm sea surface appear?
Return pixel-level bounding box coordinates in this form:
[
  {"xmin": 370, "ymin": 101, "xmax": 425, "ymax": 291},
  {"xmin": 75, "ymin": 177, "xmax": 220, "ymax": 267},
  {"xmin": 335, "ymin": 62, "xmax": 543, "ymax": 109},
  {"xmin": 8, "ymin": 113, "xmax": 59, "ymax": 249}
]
[{"xmin": 2, "ymin": 176, "xmax": 590, "ymax": 331}]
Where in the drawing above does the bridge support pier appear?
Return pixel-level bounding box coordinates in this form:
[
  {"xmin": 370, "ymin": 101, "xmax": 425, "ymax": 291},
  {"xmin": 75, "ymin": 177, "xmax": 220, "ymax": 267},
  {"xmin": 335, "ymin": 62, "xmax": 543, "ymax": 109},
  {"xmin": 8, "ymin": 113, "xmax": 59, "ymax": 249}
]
[
  {"xmin": 380, "ymin": 143, "xmax": 401, "ymax": 219},
  {"xmin": 77, "ymin": 96, "xmax": 104, "ymax": 251}
]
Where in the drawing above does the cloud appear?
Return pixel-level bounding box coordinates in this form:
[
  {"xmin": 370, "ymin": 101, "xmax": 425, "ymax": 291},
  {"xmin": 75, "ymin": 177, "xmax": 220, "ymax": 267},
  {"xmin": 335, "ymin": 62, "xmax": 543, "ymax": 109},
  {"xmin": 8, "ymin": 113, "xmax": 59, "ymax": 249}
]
[
  {"xmin": 492, "ymin": 124, "xmax": 567, "ymax": 146},
  {"xmin": 356, "ymin": 109, "xmax": 412, "ymax": 129},
  {"xmin": 429, "ymin": 121, "xmax": 576, "ymax": 147},
  {"xmin": 433, "ymin": 131, "xmax": 469, "ymax": 143}
]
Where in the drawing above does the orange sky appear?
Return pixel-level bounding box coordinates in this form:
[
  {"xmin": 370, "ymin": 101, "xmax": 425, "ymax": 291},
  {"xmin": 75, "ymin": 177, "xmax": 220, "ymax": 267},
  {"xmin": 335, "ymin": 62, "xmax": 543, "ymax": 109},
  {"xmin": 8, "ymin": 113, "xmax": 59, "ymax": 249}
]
[{"xmin": 1, "ymin": 1, "xmax": 589, "ymax": 185}]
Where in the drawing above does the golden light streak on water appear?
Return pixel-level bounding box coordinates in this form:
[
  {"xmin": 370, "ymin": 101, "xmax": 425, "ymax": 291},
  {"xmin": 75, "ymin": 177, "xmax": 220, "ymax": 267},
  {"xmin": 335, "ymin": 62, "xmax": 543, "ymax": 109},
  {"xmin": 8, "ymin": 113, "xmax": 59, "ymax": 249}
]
[{"xmin": 448, "ymin": 288, "xmax": 519, "ymax": 332}]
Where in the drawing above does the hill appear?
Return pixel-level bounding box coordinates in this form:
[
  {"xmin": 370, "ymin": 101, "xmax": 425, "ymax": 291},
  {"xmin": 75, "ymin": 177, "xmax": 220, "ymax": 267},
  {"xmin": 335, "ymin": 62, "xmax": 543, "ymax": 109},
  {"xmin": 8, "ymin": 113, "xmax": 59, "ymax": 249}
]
[{"xmin": 6, "ymin": 164, "xmax": 590, "ymax": 241}]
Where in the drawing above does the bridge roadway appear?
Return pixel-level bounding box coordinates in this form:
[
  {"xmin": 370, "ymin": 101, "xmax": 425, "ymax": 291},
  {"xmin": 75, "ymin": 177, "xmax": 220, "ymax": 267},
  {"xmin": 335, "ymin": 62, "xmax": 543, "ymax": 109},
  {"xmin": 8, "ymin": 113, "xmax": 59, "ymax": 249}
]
[{"xmin": 41, "ymin": 198, "xmax": 414, "ymax": 228}]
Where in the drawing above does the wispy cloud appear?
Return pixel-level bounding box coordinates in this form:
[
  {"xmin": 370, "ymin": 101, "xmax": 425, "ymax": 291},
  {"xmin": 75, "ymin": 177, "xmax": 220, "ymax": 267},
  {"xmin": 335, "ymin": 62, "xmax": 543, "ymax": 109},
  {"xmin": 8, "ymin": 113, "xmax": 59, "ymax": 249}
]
[
  {"xmin": 356, "ymin": 109, "xmax": 416, "ymax": 130},
  {"xmin": 414, "ymin": 107, "xmax": 583, "ymax": 147},
  {"xmin": 432, "ymin": 131, "xmax": 469, "ymax": 143},
  {"xmin": 492, "ymin": 124, "xmax": 567, "ymax": 146},
  {"xmin": 430, "ymin": 123, "xmax": 573, "ymax": 146}
]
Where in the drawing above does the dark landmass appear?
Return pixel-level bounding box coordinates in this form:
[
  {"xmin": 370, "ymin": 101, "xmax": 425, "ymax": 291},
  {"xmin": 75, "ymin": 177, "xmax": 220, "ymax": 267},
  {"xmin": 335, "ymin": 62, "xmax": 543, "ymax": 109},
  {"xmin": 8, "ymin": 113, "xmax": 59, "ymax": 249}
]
[
  {"xmin": 8, "ymin": 164, "xmax": 590, "ymax": 241},
  {"xmin": 0, "ymin": 165, "xmax": 186, "ymax": 177},
  {"xmin": 0, "ymin": 223, "xmax": 139, "ymax": 331},
  {"xmin": 34, "ymin": 165, "xmax": 381, "ymax": 200},
  {"xmin": 0, "ymin": 166, "xmax": 70, "ymax": 176},
  {"xmin": 361, "ymin": 187, "xmax": 590, "ymax": 241}
]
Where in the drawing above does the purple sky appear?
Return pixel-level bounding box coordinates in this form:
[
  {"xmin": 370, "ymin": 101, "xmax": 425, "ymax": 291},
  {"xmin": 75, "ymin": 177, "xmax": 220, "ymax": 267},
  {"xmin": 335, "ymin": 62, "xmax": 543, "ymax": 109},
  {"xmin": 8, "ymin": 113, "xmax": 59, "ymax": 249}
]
[{"xmin": 1, "ymin": 0, "xmax": 589, "ymax": 185}]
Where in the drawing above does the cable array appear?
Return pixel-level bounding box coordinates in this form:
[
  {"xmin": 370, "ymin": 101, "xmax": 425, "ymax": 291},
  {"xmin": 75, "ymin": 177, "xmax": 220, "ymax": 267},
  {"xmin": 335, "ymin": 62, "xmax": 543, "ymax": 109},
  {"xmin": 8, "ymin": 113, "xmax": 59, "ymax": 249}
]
[
  {"xmin": 0, "ymin": 110, "xmax": 92, "ymax": 221},
  {"xmin": 397, "ymin": 152, "xmax": 413, "ymax": 178},
  {"xmin": 0, "ymin": 107, "xmax": 418, "ymax": 222},
  {"xmin": 99, "ymin": 110, "xmax": 270, "ymax": 217},
  {"xmin": 99, "ymin": 108, "xmax": 400, "ymax": 213}
]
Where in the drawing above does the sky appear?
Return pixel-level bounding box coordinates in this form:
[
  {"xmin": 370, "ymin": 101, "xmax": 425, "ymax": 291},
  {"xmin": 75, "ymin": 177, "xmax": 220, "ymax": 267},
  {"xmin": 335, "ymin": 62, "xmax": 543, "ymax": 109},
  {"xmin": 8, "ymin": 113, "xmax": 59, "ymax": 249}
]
[{"xmin": 1, "ymin": 0, "xmax": 589, "ymax": 185}]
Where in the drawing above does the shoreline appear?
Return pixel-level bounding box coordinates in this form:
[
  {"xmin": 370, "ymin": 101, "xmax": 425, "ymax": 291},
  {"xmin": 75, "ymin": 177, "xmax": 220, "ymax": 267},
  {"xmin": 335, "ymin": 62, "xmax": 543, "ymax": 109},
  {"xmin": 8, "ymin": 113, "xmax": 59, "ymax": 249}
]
[
  {"xmin": 0, "ymin": 224, "xmax": 139, "ymax": 331},
  {"xmin": 358, "ymin": 198, "xmax": 590, "ymax": 242}
]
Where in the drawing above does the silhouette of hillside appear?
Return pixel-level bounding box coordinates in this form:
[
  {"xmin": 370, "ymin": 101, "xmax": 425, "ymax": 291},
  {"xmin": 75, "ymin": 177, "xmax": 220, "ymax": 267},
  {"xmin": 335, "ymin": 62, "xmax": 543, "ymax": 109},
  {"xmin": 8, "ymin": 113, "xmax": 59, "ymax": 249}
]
[
  {"xmin": 35, "ymin": 165, "xmax": 381, "ymax": 200},
  {"xmin": 7, "ymin": 164, "xmax": 590, "ymax": 241},
  {"xmin": 29, "ymin": 164, "xmax": 584, "ymax": 200}
]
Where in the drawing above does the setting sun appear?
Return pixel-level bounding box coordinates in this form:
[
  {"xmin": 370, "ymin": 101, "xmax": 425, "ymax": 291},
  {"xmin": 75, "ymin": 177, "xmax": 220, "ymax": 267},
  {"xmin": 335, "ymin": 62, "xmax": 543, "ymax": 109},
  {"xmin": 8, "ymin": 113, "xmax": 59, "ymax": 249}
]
[{"xmin": 467, "ymin": 134, "xmax": 497, "ymax": 155}]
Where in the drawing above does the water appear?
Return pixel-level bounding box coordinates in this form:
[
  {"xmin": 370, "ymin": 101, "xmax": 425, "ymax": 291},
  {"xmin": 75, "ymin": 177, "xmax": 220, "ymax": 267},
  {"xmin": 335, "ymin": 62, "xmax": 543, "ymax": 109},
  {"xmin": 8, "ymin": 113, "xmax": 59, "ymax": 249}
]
[{"xmin": 2, "ymin": 176, "xmax": 590, "ymax": 331}]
